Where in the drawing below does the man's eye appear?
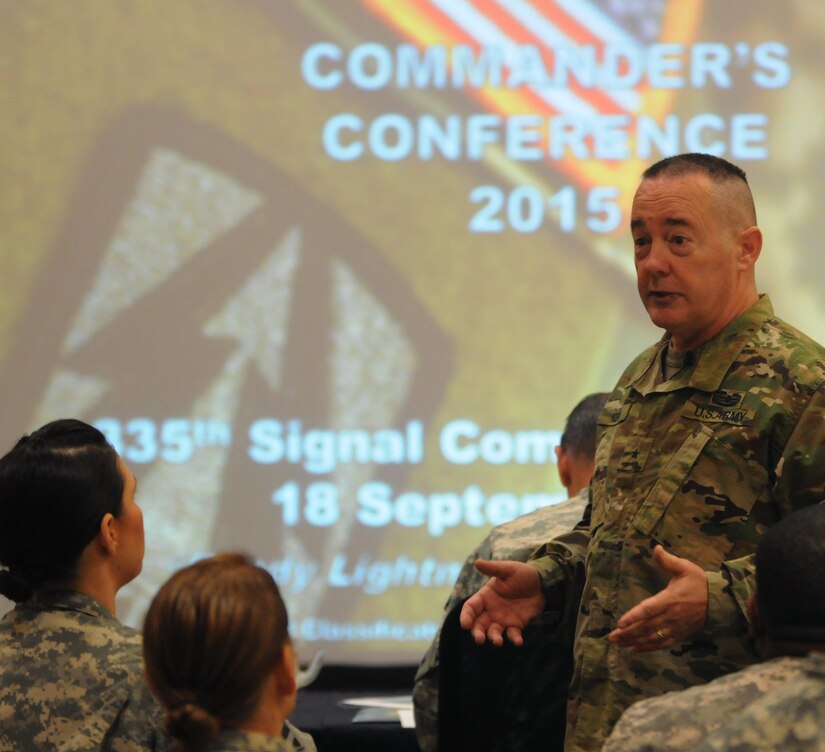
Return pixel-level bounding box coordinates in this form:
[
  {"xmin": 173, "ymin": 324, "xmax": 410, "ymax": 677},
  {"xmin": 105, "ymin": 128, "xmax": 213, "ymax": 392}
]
[{"xmin": 670, "ymin": 235, "xmax": 687, "ymax": 245}]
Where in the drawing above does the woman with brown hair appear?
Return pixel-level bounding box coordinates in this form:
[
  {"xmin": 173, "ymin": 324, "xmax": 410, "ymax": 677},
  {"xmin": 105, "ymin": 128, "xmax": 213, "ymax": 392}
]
[{"xmin": 143, "ymin": 552, "xmax": 316, "ymax": 752}]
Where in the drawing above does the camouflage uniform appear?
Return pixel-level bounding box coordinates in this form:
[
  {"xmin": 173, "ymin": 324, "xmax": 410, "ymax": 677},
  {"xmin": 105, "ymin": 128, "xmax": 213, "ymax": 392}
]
[
  {"xmin": 603, "ymin": 655, "xmax": 808, "ymax": 751},
  {"xmin": 412, "ymin": 491, "xmax": 588, "ymax": 752},
  {"xmin": 0, "ymin": 588, "xmax": 166, "ymax": 751},
  {"xmin": 0, "ymin": 589, "xmax": 315, "ymax": 752},
  {"xmin": 529, "ymin": 296, "xmax": 825, "ymax": 751},
  {"xmin": 206, "ymin": 729, "xmax": 300, "ymax": 751},
  {"xmin": 697, "ymin": 651, "xmax": 825, "ymax": 752}
]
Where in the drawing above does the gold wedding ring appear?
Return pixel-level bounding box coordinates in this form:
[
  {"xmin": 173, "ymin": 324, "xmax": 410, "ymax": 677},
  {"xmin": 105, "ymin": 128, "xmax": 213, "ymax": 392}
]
[{"xmin": 656, "ymin": 629, "xmax": 666, "ymax": 641}]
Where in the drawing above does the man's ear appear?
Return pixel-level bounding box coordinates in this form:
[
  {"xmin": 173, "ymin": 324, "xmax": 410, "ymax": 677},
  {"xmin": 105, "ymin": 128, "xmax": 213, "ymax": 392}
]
[
  {"xmin": 738, "ymin": 226, "xmax": 762, "ymax": 270},
  {"xmin": 556, "ymin": 446, "xmax": 572, "ymax": 491},
  {"xmin": 97, "ymin": 512, "xmax": 118, "ymax": 556}
]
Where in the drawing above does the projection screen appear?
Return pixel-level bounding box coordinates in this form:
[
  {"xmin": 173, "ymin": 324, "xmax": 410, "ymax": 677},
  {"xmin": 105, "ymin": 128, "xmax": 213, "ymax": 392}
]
[{"xmin": 1, "ymin": 0, "xmax": 823, "ymax": 664}]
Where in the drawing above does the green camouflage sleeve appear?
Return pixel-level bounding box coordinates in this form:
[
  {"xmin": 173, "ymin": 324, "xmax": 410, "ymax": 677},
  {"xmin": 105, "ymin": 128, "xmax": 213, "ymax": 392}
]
[
  {"xmin": 709, "ymin": 384, "xmax": 825, "ymax": 633},
  {"xmin": 527, "ymin": 511, "xmax": 590, "ymax": 603}
]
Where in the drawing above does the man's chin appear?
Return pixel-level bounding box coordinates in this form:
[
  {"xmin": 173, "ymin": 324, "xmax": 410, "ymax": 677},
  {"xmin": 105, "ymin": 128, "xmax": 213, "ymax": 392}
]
[{"xmin": 644, "ymin": 307, "xmax": 678, "ymax": 331}]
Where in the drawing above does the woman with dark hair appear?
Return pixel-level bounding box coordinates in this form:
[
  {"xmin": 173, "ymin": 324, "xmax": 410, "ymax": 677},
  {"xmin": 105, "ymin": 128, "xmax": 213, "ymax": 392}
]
[
  {"xmin": 0, "ymin": 418, "xmax": 164, "ymax": 750},
  {"xmin": 143, "ymin": 553, "xmax": 316, "ymax": 752}
]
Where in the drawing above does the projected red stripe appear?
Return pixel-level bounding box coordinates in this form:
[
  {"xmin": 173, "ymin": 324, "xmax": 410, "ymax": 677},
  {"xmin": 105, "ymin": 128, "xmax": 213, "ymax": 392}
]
[
  {"xmin": 360, "ymin": 0, "xmax": 656, "ymax": 190},
  {"xmin": 471, "ymin": 0, "xmax": 629, "ymax": 116}
]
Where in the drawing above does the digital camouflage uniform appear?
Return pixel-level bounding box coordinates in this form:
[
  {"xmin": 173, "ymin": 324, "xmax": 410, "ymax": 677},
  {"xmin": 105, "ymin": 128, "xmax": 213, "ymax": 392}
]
[
  {"xmin": 0, "ymin": 588, "xmax": 166, "ymax": 752},
  {"xmin": 696, "ymin": 651, "xmax": 825, "ymax": 752},
  {"xmin": 205, "ymin": 729, "xmax": 302, "ymax": 751},
  {"xmin": 528, "ymin": 296, "xmax": 825, "ymax": 751},
  {"xmin": 0, "ymin": 589, "xmax": 315, "ymax": 752},
  {"xmin": 603, "ymin": 655, "xmax": 809, "ymax": 751},
  {"xmin": 412, "ymin": 491, "xmax": 588, "ymax": 752}
]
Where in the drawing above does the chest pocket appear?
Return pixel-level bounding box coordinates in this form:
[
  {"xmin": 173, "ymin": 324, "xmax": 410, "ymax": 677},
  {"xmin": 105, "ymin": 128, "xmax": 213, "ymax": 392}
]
[
  {"xmin": 590, "ymin": 400, "xmax": 632, "ymax": 533},
  {"xmin": 631, "ymin": 422, "xmax": 767, "ymax": 568}
]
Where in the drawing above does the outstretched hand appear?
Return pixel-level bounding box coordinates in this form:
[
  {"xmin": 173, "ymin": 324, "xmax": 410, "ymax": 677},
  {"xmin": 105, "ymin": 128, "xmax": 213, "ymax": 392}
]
[
  {"xmin": 608, "ymin": 545, "xmax": 708, "ymax": 652},
  {"xmin": 459, "ymin": 559, "xmax": 545, "ymax": 647}
]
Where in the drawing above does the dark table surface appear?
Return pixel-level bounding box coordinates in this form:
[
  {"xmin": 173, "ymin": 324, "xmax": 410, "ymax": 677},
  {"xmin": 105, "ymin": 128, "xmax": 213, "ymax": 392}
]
[
  {"xmin": 291, "ymin": 689, "xmax": 420, "ymax": 752},
  {"xmin": 290, "ymin": 665, "xmax": 421, "ymax": 752}
]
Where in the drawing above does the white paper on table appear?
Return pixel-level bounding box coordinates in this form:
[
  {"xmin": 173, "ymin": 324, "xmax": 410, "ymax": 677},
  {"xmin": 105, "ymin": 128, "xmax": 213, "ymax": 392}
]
[{"xmin": 343, "ymin": 695, "xmax": 415, "ymax": 726}]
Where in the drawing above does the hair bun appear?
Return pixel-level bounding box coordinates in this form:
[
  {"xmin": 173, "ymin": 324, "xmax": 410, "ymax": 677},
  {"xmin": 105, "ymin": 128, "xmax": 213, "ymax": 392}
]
[{"xmin": 165, "ymin": 702, "xmax": 221, "ymax": 749}]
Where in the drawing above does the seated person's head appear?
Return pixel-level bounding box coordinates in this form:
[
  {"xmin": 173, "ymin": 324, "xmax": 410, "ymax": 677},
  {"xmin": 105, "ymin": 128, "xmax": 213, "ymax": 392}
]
[
  {"xmin": 555, "ymin": 392, "xmax": 609, "ymax": 496},
  {"xmin": 142, "ymin": 552, "xmax": 297, "ymax": 751},
  {"xmin": 752, "ymin": 503, "xmax": 825, "ymax": 654},
  {"xmin": 0, "ymin": 418, "xmax": 142, "ymax": 604}
]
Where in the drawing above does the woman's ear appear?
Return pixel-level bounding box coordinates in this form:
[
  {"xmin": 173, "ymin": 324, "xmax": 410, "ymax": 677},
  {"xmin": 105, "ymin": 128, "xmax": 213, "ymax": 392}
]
[
  {"xmin": 274, "ymin": 643, "xmax": 298, "ymax": 698},
  {"xmin": 97, "ymin": 512, "xmax": 118, "ymax": 556}
]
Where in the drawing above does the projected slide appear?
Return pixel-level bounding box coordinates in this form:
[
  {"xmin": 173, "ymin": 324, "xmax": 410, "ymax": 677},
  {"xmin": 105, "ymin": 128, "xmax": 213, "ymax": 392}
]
[{"xmin": 1, "ymin": 0, "xmax": 823, "ymax": 663}]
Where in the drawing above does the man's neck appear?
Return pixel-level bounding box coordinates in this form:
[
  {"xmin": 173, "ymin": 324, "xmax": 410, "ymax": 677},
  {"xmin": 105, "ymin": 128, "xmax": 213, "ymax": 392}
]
[{"xmin": 661, "ymin": 342, "xmax": 691, "ymax": 381}]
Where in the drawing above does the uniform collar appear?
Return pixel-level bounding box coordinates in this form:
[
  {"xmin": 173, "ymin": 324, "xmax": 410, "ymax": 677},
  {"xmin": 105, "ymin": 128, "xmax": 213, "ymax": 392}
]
[
  {"xmin": 208, "ymin": 730, "xmax": 290, "ymax": 751},
  {"xmin": 629, "ymin": 294, "xmax": 774, "ymax": 396},
  {"xmin": 25, "ymin": 587, "xmax": 115, "ymax": 621}
]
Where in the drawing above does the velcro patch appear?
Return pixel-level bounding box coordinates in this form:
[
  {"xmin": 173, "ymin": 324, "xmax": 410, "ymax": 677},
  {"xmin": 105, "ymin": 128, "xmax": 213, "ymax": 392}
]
[{"xmin": 687, "ymin": 401, "xmax": 753, "ymax": 425}]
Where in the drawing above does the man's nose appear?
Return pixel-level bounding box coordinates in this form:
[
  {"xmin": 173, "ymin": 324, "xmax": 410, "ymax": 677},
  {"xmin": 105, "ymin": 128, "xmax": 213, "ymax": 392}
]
[{"xmin": 638, "ymin": 240, "xmax": 670, "ymax": 276}]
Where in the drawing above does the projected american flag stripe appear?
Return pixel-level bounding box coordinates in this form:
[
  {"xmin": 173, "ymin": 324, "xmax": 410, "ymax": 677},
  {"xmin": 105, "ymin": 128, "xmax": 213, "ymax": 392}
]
[{"xmin": 362, "ymin": 0, "xmax": 705, "ymax": 195}]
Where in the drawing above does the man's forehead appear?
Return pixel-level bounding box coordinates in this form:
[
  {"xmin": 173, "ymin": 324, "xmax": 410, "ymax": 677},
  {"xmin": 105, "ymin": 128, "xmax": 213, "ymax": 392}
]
[
  {"xmin": 630, "ymin": 177, "xmax": 707, "ymax": 225},
  {"xmin": 630, "ymin": 214, "xmax": 692, "ymax": 230},
  {"xmin": 634, "ymin": 172, "xmax": 711, "ymax": 200}
]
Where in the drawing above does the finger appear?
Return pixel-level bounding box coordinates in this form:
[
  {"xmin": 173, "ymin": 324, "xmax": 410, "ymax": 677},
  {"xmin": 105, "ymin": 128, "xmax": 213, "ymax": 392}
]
[
  {"xmin": 615, "ymin": 624, "xmax": 674, "ymax": 651},
  {"xmin": 609, "ymin": 616, "xmax": 668, "ymax": 645},
  {"xmin": 471, "ymin": 614, "xmax": 494, "ymax": 645},
  {"xmin": 652, "ymin": 625, "xmax": 669, "ymax": 644},
  {"xmin": 615, "ymin": 596, "xmax": 668, "ymax": 630},
  {"xmin": 609, "ymin": 623, "xmax": 651, "ymax": 646},
  {"xmin": 486, "ymin": 623, "xmax": 504, "ymax": 647},
  {"xmin": 471, "ymin": 625, "xmax": 488, "ymax": 645},
  {"xmin": 504, "ymin": 626, "xmax": 524, "ymax": 647},
  {"xmin": 459, "ymin": 599, "xmax": 478, "ymax": 630},
  {"xmin": 652, "ymin": 544, "xmax": 687, "ymax": 576},
  {"xmin": 474, "ymin": 558, "xmax": 507, "ymax": 577},
  {"xmin": 630, "ymin": 627, "xmax": 676, "ymax": 653}
]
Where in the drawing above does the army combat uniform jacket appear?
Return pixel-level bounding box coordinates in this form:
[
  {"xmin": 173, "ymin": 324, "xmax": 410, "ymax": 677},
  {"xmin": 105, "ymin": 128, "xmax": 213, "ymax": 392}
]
[
  {"xmin": 529, "ymin": 295, "xmax": 825, "ymax": 751},
  {"xmin": 696, "ymin": 651, "xmax": 825, "ymax": 752},
  {"xmin": 205, "ymin": 729, "xmax": 299, "ymax": 751},
  {"xmin": 603, "ymin": 654, "xmax": 809, "ymax": 751},
  {"xmin": 0, "ymin": 589, "xmax": 166, "ymax": 751}
]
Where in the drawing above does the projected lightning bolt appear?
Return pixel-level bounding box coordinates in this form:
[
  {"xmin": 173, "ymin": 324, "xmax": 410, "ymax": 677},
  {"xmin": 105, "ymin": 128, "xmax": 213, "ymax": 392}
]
[{"xmin": 0, "ymin": 109, "xmax": 453, "ymax": 633}]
